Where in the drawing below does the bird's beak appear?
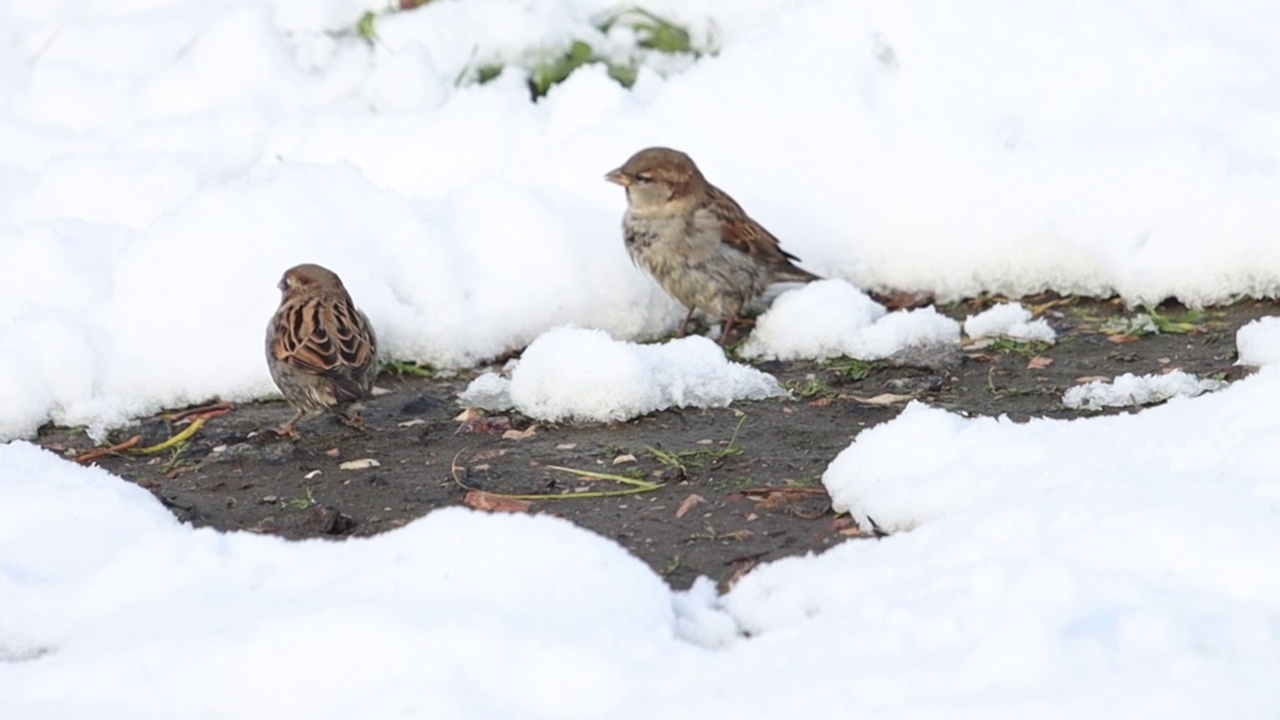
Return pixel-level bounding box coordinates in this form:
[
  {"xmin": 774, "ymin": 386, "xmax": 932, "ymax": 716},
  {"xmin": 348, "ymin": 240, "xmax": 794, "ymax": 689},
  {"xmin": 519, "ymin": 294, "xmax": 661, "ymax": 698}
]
[{"xmin": 604, "ymin": 168, "xmax": 631, "ymax": 186}]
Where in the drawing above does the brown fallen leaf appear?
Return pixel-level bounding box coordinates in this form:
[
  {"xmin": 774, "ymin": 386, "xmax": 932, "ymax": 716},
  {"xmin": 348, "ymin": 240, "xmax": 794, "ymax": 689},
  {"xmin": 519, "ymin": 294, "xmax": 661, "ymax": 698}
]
[
  {"xmin": 502, "ymin": 425, "xmax": 537, "ymax": 441},
  {"xmin": 463, "ymin": 491, "xmax": 533, "ymax": 513},
  {"xmin": 1107, "ymin": 334, "xmax": 1139, "ymax": 344},
  {"xmin": 338, "ymin": 458, "xmax": 380, "ymax": 470},
  {"xmin": 675, "ymin": 493, "xmax": 707, "ymax": 518},
  {"xmin": 1027, "ymin": 355, "xmax": 1054, "ymax": 370},
  {"xmin": 471, "ymin": 448, "xmax": 509, "ymax": 462},
  {"xmin": 755, "ymin": 492, "xmax": 790, "ymax": 510},
  {"xmin": 808, "ymin": 396, "xmax": 833, "ymax": 408},
  {"xmin": 849, "ymin": 393, "xmax": 913, "ymax": 405},
  {"xmin": 724, "ymin": 559, "xmax": 758, "ymax": 590},
  {"xmin": 455, "ymin": 407, "xmax": 512, "ymax": 434},
  {"xmin": 869, "ymin": 289, "xmax": 935, "ymax": 311},
  {"xmin": 1074, "ymin": 375, "xmax": 1110, "ymax": 383},
  {"xmin": 324, "ymin": 447, "xmax": 341, "ymax": 458}
]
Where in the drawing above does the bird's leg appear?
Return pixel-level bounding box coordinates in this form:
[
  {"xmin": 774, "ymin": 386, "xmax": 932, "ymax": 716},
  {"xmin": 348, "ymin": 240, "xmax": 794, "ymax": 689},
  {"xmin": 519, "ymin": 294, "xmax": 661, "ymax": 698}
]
[
  {"xmin": 718, "ymin": 319, "xmax": 736, "ymax": 345},
  {"xmin": 675, "ymin": 307, "xmax": 697, "ymax": 338},
  {"xmin": 719, "ymin": 302, "xmax": 748, "ymax": 346},
  {"xmin": 276, "ymin": 410, "xmax": 305, "ymax": 439}
]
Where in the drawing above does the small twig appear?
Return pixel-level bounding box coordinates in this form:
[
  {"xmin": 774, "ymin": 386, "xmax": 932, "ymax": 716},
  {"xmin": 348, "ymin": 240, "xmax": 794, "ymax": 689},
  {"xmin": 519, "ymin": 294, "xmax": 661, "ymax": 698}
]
[
  {"xmin": 163, "ymin": 402, "xmax": 234, "ymax": 423},
  {"xmin": 449, "ymin": 450, "xmax": 663, "ymax": 500},
  {"xmin": 135, "ymin": 418, "xmax": 206, "ymax": 455},
  {"xmin": 75, "ymin": 435, "xmax": 142, "ymax": 464},
  {"xmin": 738, "ymin": 486, "xmax": 827, "ymax": 496}
]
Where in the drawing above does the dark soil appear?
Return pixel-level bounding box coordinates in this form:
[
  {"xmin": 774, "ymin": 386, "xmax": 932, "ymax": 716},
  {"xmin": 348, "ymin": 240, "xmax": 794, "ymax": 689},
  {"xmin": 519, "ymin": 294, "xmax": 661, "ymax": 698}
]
[{"xmin": 35, "ymin": 295, "xmax": 1269, "ymax": 590}]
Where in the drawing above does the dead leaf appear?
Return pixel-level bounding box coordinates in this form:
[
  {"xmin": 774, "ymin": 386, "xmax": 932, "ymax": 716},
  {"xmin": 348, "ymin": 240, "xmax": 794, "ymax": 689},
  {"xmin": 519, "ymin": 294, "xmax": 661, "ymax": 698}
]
[
  {"xmin": 339, "ymin": 458, "xmax": 380, "ymax": 470},
  {"xmin": 849, "ymin": 393, "xmax": 913, "ymax": 405},
  {"xmin": 303, "ymin": 470, "xmax": 322, "ymax": 480},
  {"xmin": 471, "ymin": 448, "xmax": 509, "ymax": 462},
  {"xmin": 455, "ymin": 407, "xmax": 512, "ymax": 434},
  {"xmin": 612, "ymin": 453, "xmax": 637, "ymax": 465},
  {"xmin": 839, "ymin": 526, "xmax": 869, "ymax": 537},
  {"xmin": 555, "ymin": 443, "xmax": 578, "ymax": 450},
  {"xmin": 397, "ymin": 418, "xmax": 426, "ymax": 428},
  {"xmin": 502, "ymin": 425, "xmax": 537, "ymax": 441},
  {"xmin": 808, "ymin": 396, "xmax": 833, "ymax": 408},
  {"xmin": 324, "ymin": 447, "xmax": 340, "ymax": 458},
  {"xmin": 755, "ymin": 492, "xmax": 790, "ymax": 510},
  {"xmin": 370, "ymin": 386, "xmax": 392, "ymax": 397},
  {"xmin": 1027, "ymin": 355, "xmax": 1054, "ymax": 370},
  {"xmin": 675, "ymin": 493, "xmax": 707, "ymax": 518},
  {"xmin": 744, "ymin": 513, "xmax": 759, "ymax": 522},
  {"xmin": 1107, "ymin": 334, "xmax": 1139, "ymax": 344},
  {"xmin": 869, "ymin": 289, "xmax": 935, "ymax": 311},
  {"xmin": 463, "ymin": 491, "xmax": 533, "ymax": 513},
  {"xmin": 1074, "ymin": 375, "xmax": 1110, "ymax": 383}
]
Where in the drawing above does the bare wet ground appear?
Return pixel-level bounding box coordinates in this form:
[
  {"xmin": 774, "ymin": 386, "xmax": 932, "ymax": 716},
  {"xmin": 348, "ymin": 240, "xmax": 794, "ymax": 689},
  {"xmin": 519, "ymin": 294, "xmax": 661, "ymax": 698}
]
[{"xmin": 35, "ymin": 296, "xmax": 1268, "ymax": 589}]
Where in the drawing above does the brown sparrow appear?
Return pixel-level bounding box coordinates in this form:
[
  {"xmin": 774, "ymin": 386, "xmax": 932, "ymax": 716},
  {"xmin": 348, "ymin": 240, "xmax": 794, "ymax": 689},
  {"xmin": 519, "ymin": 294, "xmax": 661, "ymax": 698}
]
[
  {"xmin": 605, "ymin": 147, "xmax": 820, "ymax": 344},
  {"xmin": 265, "ymin": 263, "xmax": 378, "ymax": 437}
]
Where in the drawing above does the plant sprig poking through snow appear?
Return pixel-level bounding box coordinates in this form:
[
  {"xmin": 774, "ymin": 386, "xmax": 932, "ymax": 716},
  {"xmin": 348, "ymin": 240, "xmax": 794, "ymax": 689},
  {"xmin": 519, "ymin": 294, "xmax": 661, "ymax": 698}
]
[{"xmin": 453, "ymin": 6, "xmax": 714, "ymax": 98}]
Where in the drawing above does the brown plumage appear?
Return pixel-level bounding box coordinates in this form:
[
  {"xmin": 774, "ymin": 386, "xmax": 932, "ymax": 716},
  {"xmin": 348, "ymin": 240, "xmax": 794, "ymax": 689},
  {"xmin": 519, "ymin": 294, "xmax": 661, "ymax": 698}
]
[
  {"xmin": 265, "ymin": 263, "xmax": 378, "ymax": 437},
  {"xmin": 605, "ymin": 147, "xmax": 820, "ymax": 344}
]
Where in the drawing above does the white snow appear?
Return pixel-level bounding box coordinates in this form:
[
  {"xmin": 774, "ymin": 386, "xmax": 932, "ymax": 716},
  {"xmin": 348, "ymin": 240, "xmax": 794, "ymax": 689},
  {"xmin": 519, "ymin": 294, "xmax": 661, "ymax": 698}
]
[
  {"xmin": 1236, "ymin": 316, "xmax": 1280, "ymax": 368},
  {"xmin": 6, "ymin": 0, "xmax": 1280, "ymax": 716},
  {"xmin": 1062, "ymin": 370, "xmax": 1229, "ymax": 410},
  {"xmin": 740, "ymin": 279, "xmax": 961, "ymax": 361},
  {"xmin": 964, "ymin": 302, "xmax": 1057, "ymax": 344},
  {"xmin": 460, "ymin": 326, "xmax": 783, "ymax": 422}
]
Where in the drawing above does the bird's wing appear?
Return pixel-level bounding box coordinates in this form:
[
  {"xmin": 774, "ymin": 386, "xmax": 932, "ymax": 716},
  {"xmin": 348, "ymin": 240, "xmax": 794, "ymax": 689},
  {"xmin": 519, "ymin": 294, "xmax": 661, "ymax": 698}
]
[
  {"xmin": 271, "ymin": 293, "xmax": 377, "ymax": 401},
  {"xmin": 705, "ymin": 184, "xmax": 819, "ymax": 281}
]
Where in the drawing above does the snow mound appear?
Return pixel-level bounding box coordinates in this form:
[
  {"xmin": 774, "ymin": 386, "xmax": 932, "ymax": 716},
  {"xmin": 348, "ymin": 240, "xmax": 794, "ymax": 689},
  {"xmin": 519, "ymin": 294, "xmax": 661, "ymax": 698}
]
[
  {"xmin": 1063, "ymin": 371, "xmax": 1227, "ymax": 410},
  {"xmin": 460, "ymin": 326, "xmax": 785, "ymax": 422}
]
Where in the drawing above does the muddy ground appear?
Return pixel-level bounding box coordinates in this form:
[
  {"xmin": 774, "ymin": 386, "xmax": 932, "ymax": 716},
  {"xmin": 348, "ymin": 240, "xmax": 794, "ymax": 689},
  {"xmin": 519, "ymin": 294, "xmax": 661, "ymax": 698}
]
[{"xmin": 35, "ymin": 295, "xmax": 1270, "ymax": 590}]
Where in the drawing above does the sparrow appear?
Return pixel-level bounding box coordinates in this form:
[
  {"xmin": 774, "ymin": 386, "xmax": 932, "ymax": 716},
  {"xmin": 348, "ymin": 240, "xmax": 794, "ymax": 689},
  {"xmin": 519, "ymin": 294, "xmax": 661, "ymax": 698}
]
[
  {"xmin": 605, "ymin": 147, "xmax": 820, "ymax": 344},
  {"xmin": 265, "ymin": 263, "xmax": 378, "ymax": 437}
]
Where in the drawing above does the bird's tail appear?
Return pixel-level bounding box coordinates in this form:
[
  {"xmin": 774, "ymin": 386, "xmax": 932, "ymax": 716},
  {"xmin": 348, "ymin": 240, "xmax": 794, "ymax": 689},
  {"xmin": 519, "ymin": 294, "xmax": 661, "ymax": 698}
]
[{"xmin": 775, "ymin": 265, "xmax": 822, "ymax": 283}]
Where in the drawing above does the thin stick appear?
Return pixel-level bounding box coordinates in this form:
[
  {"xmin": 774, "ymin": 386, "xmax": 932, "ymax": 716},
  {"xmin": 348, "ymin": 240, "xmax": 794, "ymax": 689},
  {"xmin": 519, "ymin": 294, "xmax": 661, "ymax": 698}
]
[
  {"xmin": 75, "ymin": 435, "xmax": 142, "ymax": 464},
  {"xmin": 136, "ymin": 418, "xmax": 206, "ymax": 455}
]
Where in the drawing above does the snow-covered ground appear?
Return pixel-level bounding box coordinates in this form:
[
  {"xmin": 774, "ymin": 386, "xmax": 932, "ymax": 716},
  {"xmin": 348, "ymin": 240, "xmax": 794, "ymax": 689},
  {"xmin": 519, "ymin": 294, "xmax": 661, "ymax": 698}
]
[{"xmin": 4, "ymin": 0, "xmax": 1280, "ymax": 716}]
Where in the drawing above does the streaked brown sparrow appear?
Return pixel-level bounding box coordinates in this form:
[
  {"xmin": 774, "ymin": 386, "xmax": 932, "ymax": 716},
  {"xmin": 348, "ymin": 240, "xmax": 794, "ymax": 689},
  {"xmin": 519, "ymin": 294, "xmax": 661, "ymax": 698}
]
[
  {"xmin": 265, "ymin": 263, "xmax": 378, "ymax": 437},
  {"xmin": 605, "ymin": 147, "xmax": 820, "ymax": 344}
]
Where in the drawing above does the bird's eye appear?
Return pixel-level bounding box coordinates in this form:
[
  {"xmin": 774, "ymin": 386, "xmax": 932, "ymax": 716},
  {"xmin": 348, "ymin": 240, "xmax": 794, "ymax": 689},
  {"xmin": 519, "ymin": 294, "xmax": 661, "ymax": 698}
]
[{"xmin": 634, "ymin": 173, "xmax": 652, "ymax": 184}]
